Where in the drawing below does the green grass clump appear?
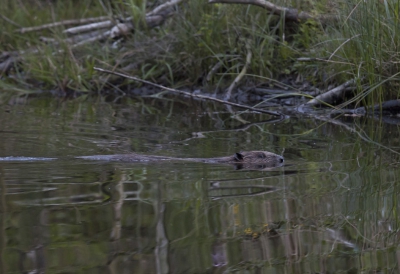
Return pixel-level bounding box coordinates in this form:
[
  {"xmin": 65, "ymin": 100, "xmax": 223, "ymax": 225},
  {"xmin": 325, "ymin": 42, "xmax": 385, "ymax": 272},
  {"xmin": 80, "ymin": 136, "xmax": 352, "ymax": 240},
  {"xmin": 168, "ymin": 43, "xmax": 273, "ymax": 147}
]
[
  {"xmin": 0, "ymin": 0, "xmax": 336, "ymax": 96},
  {"xmin": 314, "ymin": 0, "xmax": 400, "ymax": 106},
  {"xmin": 0, "ymin": 0, "xmax": 109, "ymax": 94},
  {"xmin": 112, "ymin": 1, "xmax": 325, "ymax": 88}
]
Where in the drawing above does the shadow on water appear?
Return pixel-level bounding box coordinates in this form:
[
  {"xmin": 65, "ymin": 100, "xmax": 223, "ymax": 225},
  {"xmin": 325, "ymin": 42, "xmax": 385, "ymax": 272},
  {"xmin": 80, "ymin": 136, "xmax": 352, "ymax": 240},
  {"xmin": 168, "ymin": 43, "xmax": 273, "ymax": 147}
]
[{"xmin": 1, "ymin": 96, "xmax": 400, "ymax": 273}]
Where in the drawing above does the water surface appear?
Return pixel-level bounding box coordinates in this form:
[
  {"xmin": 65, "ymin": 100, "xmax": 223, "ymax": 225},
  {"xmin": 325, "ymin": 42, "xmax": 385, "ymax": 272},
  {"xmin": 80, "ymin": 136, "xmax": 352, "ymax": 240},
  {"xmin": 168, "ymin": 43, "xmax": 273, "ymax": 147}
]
[{"xmin": 0, "ymin": 96, "xmax": 399, "ymax": 273}]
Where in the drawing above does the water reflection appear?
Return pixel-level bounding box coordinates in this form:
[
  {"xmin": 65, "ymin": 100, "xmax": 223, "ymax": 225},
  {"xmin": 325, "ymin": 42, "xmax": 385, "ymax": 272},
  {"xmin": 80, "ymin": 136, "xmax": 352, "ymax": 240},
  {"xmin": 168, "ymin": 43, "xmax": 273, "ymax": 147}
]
[{"xmin": 0, "ymin": 97, "xmax": 400, "ymax": 273}]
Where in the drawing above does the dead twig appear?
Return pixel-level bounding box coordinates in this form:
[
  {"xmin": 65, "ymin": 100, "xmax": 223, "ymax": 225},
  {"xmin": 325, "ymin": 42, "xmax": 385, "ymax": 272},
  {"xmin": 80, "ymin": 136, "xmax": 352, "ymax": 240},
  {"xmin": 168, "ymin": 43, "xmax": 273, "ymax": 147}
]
[
  {"xmin": 297, "ymin": 57, "xmax": 328, "ymax": 62},
  {"xmin": 16, "ymin": 16, "xmax": 110, "ymax": 33},
  {"xmin": 94, "ymin": 67, "xmax": 284, "ymax": 117},
  {"xmin": 63, "ymin": 20, "xmax": 114, "ymax": 35}
]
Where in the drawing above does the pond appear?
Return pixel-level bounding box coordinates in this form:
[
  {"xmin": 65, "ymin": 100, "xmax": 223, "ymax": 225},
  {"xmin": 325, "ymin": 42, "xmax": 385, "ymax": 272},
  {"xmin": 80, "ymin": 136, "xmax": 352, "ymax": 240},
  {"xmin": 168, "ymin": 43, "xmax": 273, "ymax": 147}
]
[{"xmin": 0, "ymin": 95, "xmax": 400, "ymax": 273}]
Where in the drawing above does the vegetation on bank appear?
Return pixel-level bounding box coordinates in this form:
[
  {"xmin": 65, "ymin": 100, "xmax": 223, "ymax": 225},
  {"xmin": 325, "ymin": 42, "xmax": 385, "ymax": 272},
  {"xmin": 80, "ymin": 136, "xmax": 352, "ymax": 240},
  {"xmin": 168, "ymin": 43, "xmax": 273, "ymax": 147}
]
[{"xmin": 1, "ymin": 0, "xmax": 400, "ymax": 107}]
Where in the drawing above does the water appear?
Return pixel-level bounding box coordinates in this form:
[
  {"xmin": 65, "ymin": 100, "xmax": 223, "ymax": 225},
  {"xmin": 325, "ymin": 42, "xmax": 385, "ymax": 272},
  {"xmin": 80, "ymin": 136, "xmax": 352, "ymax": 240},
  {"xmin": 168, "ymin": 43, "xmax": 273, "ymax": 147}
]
[{"xmin": 1, "ymin": 96, "xmax": 400, "ymax": 273}]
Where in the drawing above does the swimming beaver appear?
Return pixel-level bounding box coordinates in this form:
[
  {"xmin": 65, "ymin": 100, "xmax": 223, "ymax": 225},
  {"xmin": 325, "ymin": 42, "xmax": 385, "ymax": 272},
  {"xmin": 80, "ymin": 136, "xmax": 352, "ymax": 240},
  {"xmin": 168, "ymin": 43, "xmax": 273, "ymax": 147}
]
[{"xmin": 78, "ymin": 150, "xmax": 284, "ymax": 169}]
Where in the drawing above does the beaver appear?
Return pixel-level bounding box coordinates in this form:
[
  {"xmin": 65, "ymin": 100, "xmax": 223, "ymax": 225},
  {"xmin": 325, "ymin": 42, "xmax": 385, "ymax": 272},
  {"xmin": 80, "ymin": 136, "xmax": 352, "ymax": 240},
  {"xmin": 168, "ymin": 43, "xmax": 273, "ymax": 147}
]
[{"xmin": 77, "ymin": 150, "xmax": 284, "ymax": 169}]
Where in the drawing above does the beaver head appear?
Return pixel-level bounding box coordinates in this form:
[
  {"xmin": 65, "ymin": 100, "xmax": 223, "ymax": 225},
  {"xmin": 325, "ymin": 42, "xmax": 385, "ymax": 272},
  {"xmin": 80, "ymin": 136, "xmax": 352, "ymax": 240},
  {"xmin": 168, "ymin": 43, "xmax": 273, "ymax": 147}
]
[{"xmin": 231, "ymin": 151, "xmax": 284, "ymax": 169}]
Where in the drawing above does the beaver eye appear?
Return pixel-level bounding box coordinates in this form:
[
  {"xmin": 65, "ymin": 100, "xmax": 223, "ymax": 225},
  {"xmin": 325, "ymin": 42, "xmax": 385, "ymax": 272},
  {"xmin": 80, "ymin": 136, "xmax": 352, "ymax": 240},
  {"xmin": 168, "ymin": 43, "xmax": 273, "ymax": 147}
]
[
  {"xmin": 258, "ymin": 153, "xmax": 266, "ymax": 159},
  {"xmin": 234, "ymin": 153, "xmax": 244, "ymax": 161}
]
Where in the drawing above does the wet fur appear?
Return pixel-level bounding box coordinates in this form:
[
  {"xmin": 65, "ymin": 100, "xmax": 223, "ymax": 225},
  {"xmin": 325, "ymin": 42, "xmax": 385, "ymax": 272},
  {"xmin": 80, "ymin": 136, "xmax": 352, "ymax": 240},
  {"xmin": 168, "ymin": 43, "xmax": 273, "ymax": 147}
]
[{"xmin": 79, "ymin": 151, "xmax": 284, "ymax": 169}]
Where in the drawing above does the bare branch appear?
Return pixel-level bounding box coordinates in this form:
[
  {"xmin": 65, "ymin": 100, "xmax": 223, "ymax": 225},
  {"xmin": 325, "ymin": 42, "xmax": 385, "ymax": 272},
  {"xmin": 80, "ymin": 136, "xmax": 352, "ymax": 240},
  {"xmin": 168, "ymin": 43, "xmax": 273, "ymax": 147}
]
[
  {"xmin": 63, "ymin": 20, "xmax": 114, "ymax": 35},
  {"xmin": 306, "ymin": 79, "xmax": 356, "ymax": 106},
  {"xmin": 94, "ymin": 67, "xmax": 284, "ymax": 117},
  {"xmin": 17, "ymin": 16, "xmax": 110, "ymax": 33}
]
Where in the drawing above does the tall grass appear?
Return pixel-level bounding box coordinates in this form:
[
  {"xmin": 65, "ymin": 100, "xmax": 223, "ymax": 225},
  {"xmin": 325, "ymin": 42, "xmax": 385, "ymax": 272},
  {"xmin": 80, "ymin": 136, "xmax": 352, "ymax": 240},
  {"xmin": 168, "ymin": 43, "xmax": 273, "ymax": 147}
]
[
  {"xmin": 0, "ymin": 0, "xmax": 108, "ymax": 94},
  {"xmin": 0, "ymin": 0, "xmax": 329, "ymax": 94},
  {"xmin": 316, "ymin": 0, "xmax": 400, "ymax": 106}
]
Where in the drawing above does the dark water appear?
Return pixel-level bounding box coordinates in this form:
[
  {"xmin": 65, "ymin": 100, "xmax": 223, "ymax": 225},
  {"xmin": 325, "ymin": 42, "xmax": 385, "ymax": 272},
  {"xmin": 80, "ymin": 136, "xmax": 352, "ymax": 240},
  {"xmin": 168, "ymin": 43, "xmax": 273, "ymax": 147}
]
[{"xmin": 1, "ymin": 96, "xmax": 400, "ymax": 273}]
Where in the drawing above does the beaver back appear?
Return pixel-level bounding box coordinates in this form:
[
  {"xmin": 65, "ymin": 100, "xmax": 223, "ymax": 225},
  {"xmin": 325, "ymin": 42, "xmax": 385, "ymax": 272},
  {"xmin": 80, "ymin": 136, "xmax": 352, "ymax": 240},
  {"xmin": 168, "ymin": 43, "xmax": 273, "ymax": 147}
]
[{"xmin": 228, "ymin": 151, "xmax": 283, "ymax": 166}]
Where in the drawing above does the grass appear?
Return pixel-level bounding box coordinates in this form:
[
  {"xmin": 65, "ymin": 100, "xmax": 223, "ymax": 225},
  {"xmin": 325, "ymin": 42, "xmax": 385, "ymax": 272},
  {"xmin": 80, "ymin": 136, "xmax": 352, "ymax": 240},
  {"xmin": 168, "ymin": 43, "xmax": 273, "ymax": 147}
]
[
  {"xmin": 1, "ymin": 0, "xmax": 107, "ymax": 94},
  {"xmin": 312, "ymin": 0, "xmax": 400, "ymax": 106},
  {"xmin": 1, "ymin": 0, "xmax": 399, "ymax": 107},
  {"xmin": 0, "ymin": 0, "xmax": 329, "ymax": 93}
]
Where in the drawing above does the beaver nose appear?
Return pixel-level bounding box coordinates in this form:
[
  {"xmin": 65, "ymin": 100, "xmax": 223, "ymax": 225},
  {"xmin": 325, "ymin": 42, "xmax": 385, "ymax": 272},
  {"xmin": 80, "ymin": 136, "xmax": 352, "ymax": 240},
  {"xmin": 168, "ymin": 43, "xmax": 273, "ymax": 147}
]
[{"xmin": 279, "ymin": 157, "xmax": 284, "ymax": 163}]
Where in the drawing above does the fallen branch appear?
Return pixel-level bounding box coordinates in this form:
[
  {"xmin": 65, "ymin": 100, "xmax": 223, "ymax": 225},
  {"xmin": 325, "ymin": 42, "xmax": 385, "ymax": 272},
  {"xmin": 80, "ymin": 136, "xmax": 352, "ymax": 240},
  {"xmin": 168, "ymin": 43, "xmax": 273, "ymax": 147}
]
[
  {"xmin": 16, "ymin": 16, "xmax": 110, "ymax": 33},
  {"xmin": 63, "ymin": 20, "xmax": 114, "ymax": 35},
  {"xmin": 208, "ymin": 0, "xmax": 337, "ymax": 22},
  {"xmin": 94, "ymin": 67, "xmax": 284, "ymax": 117},
  {"xmin": 305, "ymin": 79, "xmax": 356, "ymax": 106}
]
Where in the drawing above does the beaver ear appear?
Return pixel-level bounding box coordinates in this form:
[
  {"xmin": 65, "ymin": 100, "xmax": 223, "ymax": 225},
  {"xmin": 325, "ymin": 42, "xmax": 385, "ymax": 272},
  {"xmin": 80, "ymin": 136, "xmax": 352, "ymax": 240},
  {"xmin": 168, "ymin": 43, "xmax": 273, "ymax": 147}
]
[
  {"xmin": 234, "ymin": 153, "xmax": 244, "ymax": 161},
  {"xmin": 258, "ymin": 153, "xmax": 266, "ymax": 158}
]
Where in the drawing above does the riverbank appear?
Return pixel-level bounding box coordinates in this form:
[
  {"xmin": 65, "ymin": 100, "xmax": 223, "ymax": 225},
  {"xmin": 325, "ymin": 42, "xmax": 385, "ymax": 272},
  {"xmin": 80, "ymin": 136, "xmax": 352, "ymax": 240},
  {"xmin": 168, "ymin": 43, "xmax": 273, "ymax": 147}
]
[{"xmin": 1, "ymin": 0, "xmax": 400, "ymax": 109}]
